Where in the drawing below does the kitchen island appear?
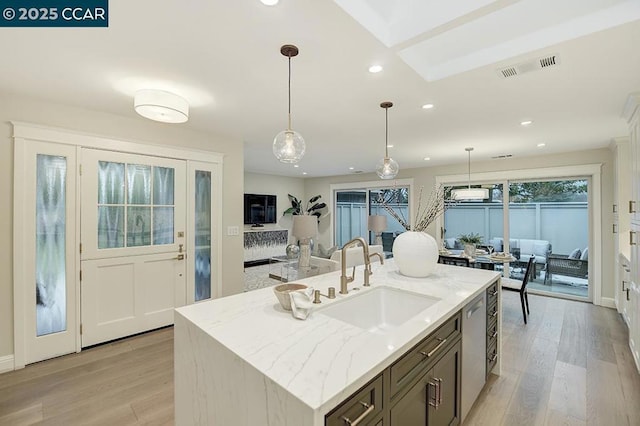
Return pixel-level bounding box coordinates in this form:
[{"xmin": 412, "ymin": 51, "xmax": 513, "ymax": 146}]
[{"xmin": 175, "ymin": 259, "xmax": 501, "ymax": 425}]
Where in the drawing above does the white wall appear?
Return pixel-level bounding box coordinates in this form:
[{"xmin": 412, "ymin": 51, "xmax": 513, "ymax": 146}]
[
  {"xmin": 303, "ymin": 148, "xmax": 615, "ymax": 299},
  {"xmin": 244, "ymin": 172, "xmax": 305, "ymax": 243},
  {"xmin": 0, "ymin": 93, "xmax": 245, "ymax": 360}
]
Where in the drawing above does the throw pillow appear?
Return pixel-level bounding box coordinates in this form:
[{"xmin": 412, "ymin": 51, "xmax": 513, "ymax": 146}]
[
  {"xmin": 533, "ymin": 242, "xmax": 550, "ymax": 256},
  {"xmin": 580, "ymin": 247, "xmax": 588, "ymax": 261},
  {"xmin": 568, "ymin": 248, "xmax": 581, "ymax": 259}
]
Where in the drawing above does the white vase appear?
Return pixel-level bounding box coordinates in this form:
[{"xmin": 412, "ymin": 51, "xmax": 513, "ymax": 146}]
[
  {"xmin": 392, "ymin": 231, "xmax": 439, "ymax": 277},
  {"xmin": 464, "ymin": 243, "xmax": 476, "ymax": 258}
]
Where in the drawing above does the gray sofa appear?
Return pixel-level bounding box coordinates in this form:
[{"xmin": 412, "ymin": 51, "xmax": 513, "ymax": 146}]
[{"xmin": 488, "ymin": 237, "xmax": 552, "ymax": 275}]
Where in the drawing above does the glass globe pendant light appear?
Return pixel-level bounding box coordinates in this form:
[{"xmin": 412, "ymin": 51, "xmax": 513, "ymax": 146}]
[
  {"xmin": 273, "ymin": 44, "xmax": 306, "ymax": 163},
  {"xmin": 376, "ymin": 101, "xmax": 399, "ymax": 179}
]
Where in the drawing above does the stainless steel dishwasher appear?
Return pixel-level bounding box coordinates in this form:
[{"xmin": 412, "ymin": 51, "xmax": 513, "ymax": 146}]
[{"xmin": 461, "ymin": 291, "xmax": 487, "ymax": 423}]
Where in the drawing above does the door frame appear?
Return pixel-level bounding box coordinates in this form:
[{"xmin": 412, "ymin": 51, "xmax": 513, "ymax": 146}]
[
  {"xmin": 12, "ymin": 121, "xmax": 224, "ymax": 369},
  {"xmin": 436, "ymin": 163, "xmax": 603, "ymax": 307}
]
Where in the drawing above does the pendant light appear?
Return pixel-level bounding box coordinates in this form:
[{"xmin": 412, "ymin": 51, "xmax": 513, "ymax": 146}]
[
  {"xmin": 376, "ymin": 101, "xmax": 399, "ymax": 179},
  {"xmin": 451, "ymin": 147, "xmax": 489, "ymax": 200},
  {"xmin": 273, "ymin": 44, "xmax": 306, "ymax": 163}
]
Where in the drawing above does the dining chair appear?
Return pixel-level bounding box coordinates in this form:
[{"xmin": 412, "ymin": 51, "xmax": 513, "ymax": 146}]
[
  {"xmin": 500, "ymin": 255, "xmax": 535, "ymax": 324},
  {"xmin": 438, "ymin": 255, "xmax": 470, "ymax": 267}
]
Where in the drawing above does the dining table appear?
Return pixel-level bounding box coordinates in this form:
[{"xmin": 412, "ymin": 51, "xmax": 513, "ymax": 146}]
[{"xmin": 439, "ymin": 250, "xmax": 517, "ymax": 270}]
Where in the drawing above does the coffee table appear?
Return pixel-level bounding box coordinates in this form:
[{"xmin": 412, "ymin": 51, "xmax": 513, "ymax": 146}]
[{"xmin": 269, "ymin": 256, "xmax": 319, "ymax": 283}]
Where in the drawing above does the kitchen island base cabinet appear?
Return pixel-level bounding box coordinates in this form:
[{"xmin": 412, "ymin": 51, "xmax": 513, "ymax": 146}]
[{"xmin": 389, "ymin": 340, "xmax": 461, "ymax": 426}]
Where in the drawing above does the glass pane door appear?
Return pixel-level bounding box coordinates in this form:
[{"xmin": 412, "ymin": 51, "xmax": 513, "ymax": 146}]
[{"xmin": 509, "ymin": 179, "xmax": 589, "ymax": 298}]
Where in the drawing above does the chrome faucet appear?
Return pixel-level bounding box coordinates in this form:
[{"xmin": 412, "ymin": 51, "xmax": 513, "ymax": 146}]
[{"xmin": 340, "ymin": 237, "xmax": 371, "ymax": 294}]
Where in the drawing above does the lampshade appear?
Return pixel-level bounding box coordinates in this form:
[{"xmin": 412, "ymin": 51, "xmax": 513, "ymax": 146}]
[
  {"xmin": 368, "ymin": 215, "xmax": 387, "ymax": 232},
  {"xmin": 134, "ymin": 89, "xmax": 189, "ymax": 124},
  {"xmin": 376, "ymin": 102, "xmax": 399, "ymax": 179},
  {"xmin": 451, "ymin": 187, "xmax": 489, "ymax": 200},
  {"xmin": 292, "ymin": 215, "xmax": 317, "ymax": 239},
  {"xmin": 273, "ymin": 44, "xmax": 306, "ymax": 163},
  {"xmin": 451, "ymin": 147, "xmax": 488, "ymax": 201}
]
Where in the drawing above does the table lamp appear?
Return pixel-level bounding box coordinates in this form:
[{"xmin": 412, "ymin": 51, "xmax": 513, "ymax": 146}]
[
  {"xmin": 293, "ymin": 215, "xmax": 318, "ymax": 268},
  {"xmin": 368, "ymin": 215, "xmax": 387, "ymax": 246}
]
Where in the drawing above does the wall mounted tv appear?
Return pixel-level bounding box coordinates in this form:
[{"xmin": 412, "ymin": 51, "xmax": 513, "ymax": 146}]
[{"xmin": 244, "ymin": 194, "xmax": 277, "ymax": 226}]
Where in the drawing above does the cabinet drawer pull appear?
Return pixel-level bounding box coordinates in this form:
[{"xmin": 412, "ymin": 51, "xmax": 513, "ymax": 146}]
[
  {"xmin": 626, "ymin": 288, "xmax": 631, "ymax": 302},
  {"xmin": 630, "ymin": 201, "xmax": 637, "ymax": 214},
  {"xmin": 436, "ymin": 377, "xmax": 443, "ymax": 406},
  {"xmin": 342, "ymin": 401, "xmax": 374, "ymax": 426},
  {"xmin": 630, "ymin": 231, "xmax": 637, "ymax": 246},
  {"xmin": 489, "ymin": 289, "xmax": 498, "ymax": 297},
  {"xmin": 490, "ymin": 309, "xmax": 498, "ymax": 318},
  {"xmin": 420, "ymin": 338, "xmax": 447, "ymax": 358},
  {"xmin": 427, "ymin": 381, "xmax": 438, "ymax": 407},
  {"xmin": 488, "ymin": 330, "xmax": 498, "ymax": 339},
  {"xmin": 488, "ymin": 352, "xmax": 498, "ymax": 362}
]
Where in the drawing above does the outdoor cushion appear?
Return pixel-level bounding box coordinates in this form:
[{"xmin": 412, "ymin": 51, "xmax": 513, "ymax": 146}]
[
  {"xmin": 568, "ymin": 248, "xmax": 582, "ymax": 259},
  {"xmin": 580, "ymin": 247, "xmax": 588, "ymax": 261},
  {"xmin": 533, "ymin": 241, "xmax": 551, "ymax": 257}
]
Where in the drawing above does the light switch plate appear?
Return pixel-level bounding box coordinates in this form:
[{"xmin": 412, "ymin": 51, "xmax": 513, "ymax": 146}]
[{"xmin": 227, "ymin": 226, "xmax": 240, "ymax": 236}]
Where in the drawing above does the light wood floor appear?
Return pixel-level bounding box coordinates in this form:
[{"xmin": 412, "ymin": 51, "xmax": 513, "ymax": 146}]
[{"xmin": 1, "ymin": 293, "xmax": 639, "ymax": 425}]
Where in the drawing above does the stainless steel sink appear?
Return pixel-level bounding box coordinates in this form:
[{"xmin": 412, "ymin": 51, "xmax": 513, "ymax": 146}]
[{"xmin": 317, "ymin": 286, "xmax": 440, "ymax": 334}]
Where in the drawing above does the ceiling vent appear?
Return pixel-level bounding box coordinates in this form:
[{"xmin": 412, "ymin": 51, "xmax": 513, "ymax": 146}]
[{"xmin": 497, "ymin": 54, "xmax": 560, "ymax": 79}]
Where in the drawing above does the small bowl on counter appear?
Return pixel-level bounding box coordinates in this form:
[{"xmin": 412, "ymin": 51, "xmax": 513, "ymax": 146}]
[{"xmin": 273, "ymin": 283, "xmax": 308, "ymax": 311}]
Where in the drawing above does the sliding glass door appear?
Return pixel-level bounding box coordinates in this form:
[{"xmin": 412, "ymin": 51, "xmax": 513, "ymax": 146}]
[
  {"xmin": 508, "ymin": 179, "xmax": 588, "ymax": 298},
  {"xmin": 334, "ymin": 185, "xmax": 410, "ymax": 253},
  {"xmin": 444, "ymin": 177, "xmax": 590, "ymax": 301}
]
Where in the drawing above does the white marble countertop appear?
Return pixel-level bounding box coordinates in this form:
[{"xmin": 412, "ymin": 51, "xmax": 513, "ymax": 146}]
[{"xmin": 175, "ymin": 259, "xmax": 500, "ymax": 416}]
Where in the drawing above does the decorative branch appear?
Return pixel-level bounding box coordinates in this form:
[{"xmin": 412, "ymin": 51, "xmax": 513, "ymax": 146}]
[{"xmin": 376, "ymin": 184, "xmax": 454, "ymax": 232}]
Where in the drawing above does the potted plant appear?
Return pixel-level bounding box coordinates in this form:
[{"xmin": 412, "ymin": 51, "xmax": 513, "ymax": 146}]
[
  {"xmin": 283, "ymin": 194, "xmax": 326, "ymax": 221},
  {"xmin": 458, "ymin": 233, "xmax": 483, "ymax": 258}
]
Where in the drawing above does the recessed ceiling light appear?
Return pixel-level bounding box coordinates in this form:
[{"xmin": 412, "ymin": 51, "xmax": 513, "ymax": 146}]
[
  {"xmin": 368, "ymin": 65, "xmax": 383, "ymax": 73},
  {"xmin": 293, "ymin": 164, "xmax": 299, "ymax": 168},
  {"xmin": 260, "ymin": 0, "xmax": 278, "ymax": 5},
  {"xmin": 349, "ymin": 167, "xmax": 354, "ymax": 170},
  {"xmin": 387, "ymin": 144, "xmax": 394, "ymax": 148},
  {"xmin": 537, "ymin": 143, "xmax": 546, "ymax": 148},
  {"xmin": 302, "ymin": 172, "xmax": 308, "ymax": 175},
  {"xmin": 422, "ymin": 104, "xmax": 434, "ymax": 109},
  {"xmin": 424, "ymin": 157, "xmax": 431, "ymax": 161},
  {"xmin": 520, "ymin": 120, "xmax": 533, "ymax": 126}
]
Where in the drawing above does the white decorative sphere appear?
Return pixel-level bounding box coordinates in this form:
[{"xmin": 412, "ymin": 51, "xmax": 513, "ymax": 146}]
[{"xmin": 392, "ymin": 231, "xmax": 439, "ymax": 277}]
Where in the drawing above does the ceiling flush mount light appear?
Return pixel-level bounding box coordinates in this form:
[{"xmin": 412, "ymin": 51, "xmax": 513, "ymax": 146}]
[
  {"xmin": 376, "ymin": 102, "xmax": 399, "ymax": 180},
  {"xmin": 424, "ymin": 157, "xmax": 431, "ymax": 161},
  {"xmin": 451, "ymin": 147, "xmax": 489, "ymax": 201},
  {"xmin": 134, "ymin": 89, "xmax": 189, "ymax": 123},
  {"xmin": 273, "ymin": 44, "xmax": 306, "ymax": 163},
  {"xmin": 368, "ymin": 65, "xmax": 383, "ymax": 73},
  {"xmin": 537, "ymin": 143, "xmax": 546, "ymax": 148},
  {"xmin": 260, "ymin": 0, "xmax": 278, "ymax": 5},
  {"xmin": 422, "ymin": 103, "xmax": 434, "ymax": 109},
  {"xmin": 520, "ymin": 120, "xmax": 533, "ymax": 126}
]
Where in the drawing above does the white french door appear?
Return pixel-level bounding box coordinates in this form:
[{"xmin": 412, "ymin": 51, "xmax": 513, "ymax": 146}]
[
  {"xmin": 16, "ymin": 141, "xmax": 78, "ymax": 365},
  {"xmin": 80, "ymin": 149, "xmax": 187, "ymax": 347}
]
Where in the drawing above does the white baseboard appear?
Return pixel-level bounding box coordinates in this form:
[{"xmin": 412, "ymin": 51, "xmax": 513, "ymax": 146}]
[
  {"xmin": 0, "ymin": 354, "xmax": 14, "ymax": 374},
  {"xmin": 600, "ymin": 297, "xmax": 616, "ymax": 309}
]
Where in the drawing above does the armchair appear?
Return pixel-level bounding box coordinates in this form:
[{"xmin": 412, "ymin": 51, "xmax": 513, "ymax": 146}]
[{"xmin": 545, "ymin": 253, "xmax": 588, "ymax": 285}]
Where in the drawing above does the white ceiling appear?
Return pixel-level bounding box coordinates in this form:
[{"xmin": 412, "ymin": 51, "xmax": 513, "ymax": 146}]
[{"xmin": 1, "ymin": 0, "xmax": 639, "ymax": 178}]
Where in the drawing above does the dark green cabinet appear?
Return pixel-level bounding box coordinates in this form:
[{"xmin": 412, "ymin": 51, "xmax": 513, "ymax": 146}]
[
  {"xmin": 389, "ymin": 340, "xmax": 461, "ymax": 426},
  {"xmin": 326, "ymin": 312, "xmax": 463, "ymax": 426}
]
